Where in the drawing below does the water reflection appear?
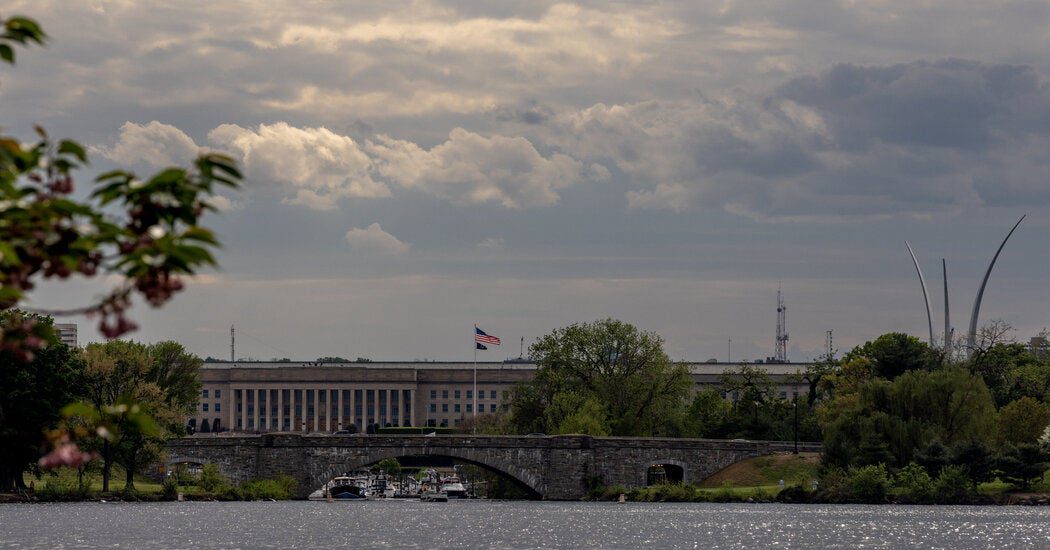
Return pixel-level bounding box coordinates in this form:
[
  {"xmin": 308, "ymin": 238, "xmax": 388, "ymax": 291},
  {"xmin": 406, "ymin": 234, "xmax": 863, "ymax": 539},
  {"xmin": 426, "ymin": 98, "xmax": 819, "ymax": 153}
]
[{"xmin": 0, "ymin": 501, "xmax": 1047, "ymax": 549}]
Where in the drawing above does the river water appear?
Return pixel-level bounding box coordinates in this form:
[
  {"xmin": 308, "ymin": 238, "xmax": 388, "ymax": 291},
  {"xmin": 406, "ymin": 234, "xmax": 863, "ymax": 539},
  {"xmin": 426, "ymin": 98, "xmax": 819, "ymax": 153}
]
[{"xmin": 0, "ymin": 500, "xmax": 1047, "ymax": 549}]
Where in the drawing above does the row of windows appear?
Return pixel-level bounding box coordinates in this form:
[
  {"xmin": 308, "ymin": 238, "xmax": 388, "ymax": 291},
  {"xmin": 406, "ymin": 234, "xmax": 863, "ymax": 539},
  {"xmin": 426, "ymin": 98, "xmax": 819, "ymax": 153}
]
[
  {"xmin": 429, "ymin": 389, "xmax": 505, "ymax": 400},
  {"xmin": 201, "ymin": 402, "xmax": 221, "ymax": 412},
  {"xmin": 202, "ymin": 389, "xmax": 221, "ymax": 398},
  {"xmin": 429, "ymin": 403, "xmax": 498, "ymax": 414}
]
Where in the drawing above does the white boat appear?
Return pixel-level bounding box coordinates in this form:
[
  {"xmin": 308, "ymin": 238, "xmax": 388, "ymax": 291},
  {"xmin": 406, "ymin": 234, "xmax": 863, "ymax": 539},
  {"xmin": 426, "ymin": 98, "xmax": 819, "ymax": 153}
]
[
  {"xmin": 440, "ymin": 476, "xmax": 468, "ymax": 499},
  {"xmin": 419, "ymin": 470, "xmax": 449, "ymax": 502},
  {"xmin": 308, "ymin": 474, "xmax": 369, "ymax": 501}
]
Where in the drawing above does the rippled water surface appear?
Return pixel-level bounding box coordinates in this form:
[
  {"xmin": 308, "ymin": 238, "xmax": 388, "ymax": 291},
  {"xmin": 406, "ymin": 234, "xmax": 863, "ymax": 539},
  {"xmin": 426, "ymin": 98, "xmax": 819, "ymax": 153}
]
[{"xmin": 1, "ymin": 501, "xmax": 1048, "ymax": 549}]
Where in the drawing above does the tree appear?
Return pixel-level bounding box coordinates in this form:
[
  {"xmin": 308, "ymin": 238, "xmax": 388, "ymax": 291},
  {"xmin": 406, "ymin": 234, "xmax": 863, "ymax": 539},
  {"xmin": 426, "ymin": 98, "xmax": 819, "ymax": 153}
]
[
  {"xmin": 0, "ymin": 312, "xmax": 84, "ymax": 492},
  {"xmin": 997, "ymin": 397, "xmax": 1050, "ymax": 446},
  {"xmin": 844, "ymin": 333, "xmax": 941, "ymax": 380},
  {"xmin": 948, "ymin": 439, "xmax": 996, "ymax": 489},
  {"xmin": 997, "ymin": 443, "xmax": 1050, "ymax": 490},
  {"xmin": 375, "ymin": 458, "xmax": 401, "ymax": 477},
  {"xmin": 509, "ymin": 319, "xmax": 691, "ymax": 436},
  {"xmin": 819, "ymin": 368, "xmax": 996, "ymax": 469},
  {"xmin": 147, "ymin": 341, "xmax": 203, "ymax": 416},
  {"xmin": 80, "ymin": 341, "xmax": 153, "ymax": 492},
  {"xmin": 0, "ymin": 14, "xmax": 241, "ymax": 358}
]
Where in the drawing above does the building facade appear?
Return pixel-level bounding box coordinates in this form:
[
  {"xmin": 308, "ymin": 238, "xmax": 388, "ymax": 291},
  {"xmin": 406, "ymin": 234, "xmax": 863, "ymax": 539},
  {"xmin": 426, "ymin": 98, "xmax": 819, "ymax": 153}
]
[
  {"xmin": 191, "ymin": 360, "xmax": 813, "ymax": 434},
  {"xmin": 54, "ymin": 323, "xmax": 78, "ymax": 348}
]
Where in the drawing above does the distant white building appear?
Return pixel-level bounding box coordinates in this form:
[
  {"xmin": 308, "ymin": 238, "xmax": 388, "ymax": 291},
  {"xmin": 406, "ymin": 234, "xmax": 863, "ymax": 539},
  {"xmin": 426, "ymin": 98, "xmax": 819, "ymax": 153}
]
[{"xmin": 54, "ymin": 323, "xmax": 78, "ymax": 348}]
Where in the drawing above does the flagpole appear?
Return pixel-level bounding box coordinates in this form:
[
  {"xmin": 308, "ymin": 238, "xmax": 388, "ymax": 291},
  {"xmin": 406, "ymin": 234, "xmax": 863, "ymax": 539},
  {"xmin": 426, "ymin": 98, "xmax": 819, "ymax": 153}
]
[{"xmin": 473, "ymin": 324, "xmax": 478, "ymax": 433}]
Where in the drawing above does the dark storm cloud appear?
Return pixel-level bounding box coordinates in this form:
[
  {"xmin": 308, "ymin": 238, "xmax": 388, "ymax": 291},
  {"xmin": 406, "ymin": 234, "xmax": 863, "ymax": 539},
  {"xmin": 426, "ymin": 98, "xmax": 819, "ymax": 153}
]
[{"xmin": 777, "ymin": 59, "xmax": 1050, "ymax": 151}]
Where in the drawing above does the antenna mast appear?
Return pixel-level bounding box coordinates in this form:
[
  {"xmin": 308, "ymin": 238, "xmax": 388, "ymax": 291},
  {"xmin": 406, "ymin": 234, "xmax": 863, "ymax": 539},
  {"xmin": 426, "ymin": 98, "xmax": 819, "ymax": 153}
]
[
  {"xmin": 825, "ymin": 330, "xmax": 833, "ymax": 358},
  {"xmin": 230, "ymin": 324, "xmax": 235, "ymax": 362},
  {"xmin": 775, "ymin": 287, "xmax": 789, "ymax": 362}
]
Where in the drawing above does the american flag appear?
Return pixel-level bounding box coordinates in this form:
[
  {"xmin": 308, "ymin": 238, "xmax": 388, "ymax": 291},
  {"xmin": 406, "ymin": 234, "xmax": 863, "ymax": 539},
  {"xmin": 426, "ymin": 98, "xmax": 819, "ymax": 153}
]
[{"xmin": 475, "ymin": 326, "xmax": 501, "ymax": 346}]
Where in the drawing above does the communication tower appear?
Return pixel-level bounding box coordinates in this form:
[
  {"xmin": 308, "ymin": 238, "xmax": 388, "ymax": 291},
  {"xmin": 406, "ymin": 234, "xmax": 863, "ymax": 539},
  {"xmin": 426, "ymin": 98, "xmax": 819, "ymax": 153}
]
[
  {"xmin": 775, "ymin": 289, "xmax": 788, "ymax": 362},
  {"xmin": 230, "ymin": 325, "xmax": 235, "ymax": 362}
]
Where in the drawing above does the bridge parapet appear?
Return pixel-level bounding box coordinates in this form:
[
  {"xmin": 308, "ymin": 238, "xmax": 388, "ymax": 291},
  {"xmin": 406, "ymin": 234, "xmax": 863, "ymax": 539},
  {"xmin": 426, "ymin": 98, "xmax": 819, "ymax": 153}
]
[{"xmin": 165, "ymin": 434, "xmax": 820, "ymax": 499}]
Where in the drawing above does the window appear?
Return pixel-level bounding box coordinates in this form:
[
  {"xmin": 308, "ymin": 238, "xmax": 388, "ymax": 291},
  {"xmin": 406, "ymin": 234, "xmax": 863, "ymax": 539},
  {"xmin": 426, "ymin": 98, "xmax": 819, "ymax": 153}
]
[
  {"xmin": 502, "ymin": 391, "xmax": 509, "ymax": 399},
  {"xmin": 779, "ymin": 391, "xmax": 787, "ymax": 399},
  {"xmin": 202, "ymin": 403, "xmax": 209, "ymax": 412},
  {"xmin": 478, "ymin": 390, "xmax": 485, "ymax": 400},
  {"xmin": 467, "ymin": 390, "xmax": 473, "ymax": 399},
  {"xmin": 215, "ymin": 389, "xmax": 221, "ymax": 398},
  {"xmin": 491, "ymin": 390, "xmax": 497, "ymax": 399},
  {"xmin": 454, "ymin": 390, "xmax": 461, "ymax": 399},
  {"xmin": 431, "ymin": 390, "xmax": 437, "ymax": 399},
  {"xmin": 442, "ymin": 404, "xmax": 448, "ymax": 412},
  {"xmin": 466, "ymin": 404, "xmax": 472, "ymax": 413},
  {"xmin": 442, "ymin": 390, "xmax": 449, "ymax": 399},
  {"xmin": 215, "ymin": 403, "xmax": 221, "ymax": 412},
  {"xmin": 430, "ymin": 404, "xmax": 437, "ymax": 413},
  {"xmin": 490, "ymin": 403, "xmax": 497, "ymax": 413},
  {"xmin": 202, "ymin": 389, "xmax": 209, "ymax": 398},
  {"xmin": 454, "ymin": 404, "xmax": 461, "ymax": 413}
]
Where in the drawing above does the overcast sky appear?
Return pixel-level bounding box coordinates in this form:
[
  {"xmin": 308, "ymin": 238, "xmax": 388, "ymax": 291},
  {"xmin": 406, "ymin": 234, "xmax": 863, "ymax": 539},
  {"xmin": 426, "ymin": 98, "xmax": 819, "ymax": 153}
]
[{"xmin": 8, "ymin": 1, "xmax": 1050, "ymax": 361}]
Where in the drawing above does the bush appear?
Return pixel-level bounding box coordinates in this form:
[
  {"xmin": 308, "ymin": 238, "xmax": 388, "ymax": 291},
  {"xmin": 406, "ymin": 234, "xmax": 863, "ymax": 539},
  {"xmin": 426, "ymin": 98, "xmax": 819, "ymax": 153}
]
[
  {"xmin": 197, "ymin": 463, "xmax": 228, "ymax": 493},
  {"xmin": 932, "ymin": 465, "xmax": 972, "ymax": 503},
  {"xmin": 894, "ymin": 462, "xmax": 933, "ymax": 504},
  {"xmin": 162, "ymin": 476, "xmax": 178, "ymax": 499},
  {"xmin": 236, "ymin": 475, "xmax": 297, "ymax": 500},
  {"xmin": 775, "ymin": 484, "xmax": 810, "ymax": 503},
  {"xmin": 997, "ymin": 443, "xmax": 1050, "ymax": 490},
  {"xmin": 845, "ymin": 464, "xmax": 890, "ymax": 503}
]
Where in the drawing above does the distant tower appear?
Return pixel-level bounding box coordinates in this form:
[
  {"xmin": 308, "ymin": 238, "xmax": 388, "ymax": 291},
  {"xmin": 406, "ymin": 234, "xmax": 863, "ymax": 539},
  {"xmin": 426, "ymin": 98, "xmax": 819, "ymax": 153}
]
[
  {"xmin": 230, "ymin": 325, "xmax": 235, "ymax": 362},
  {"xmin": 825, "ymin": 330, "xmax": 833, "ymax": 358},
  {"xmin": 775, "ymin": 288, "xmax": 788, "ymax": 362}
]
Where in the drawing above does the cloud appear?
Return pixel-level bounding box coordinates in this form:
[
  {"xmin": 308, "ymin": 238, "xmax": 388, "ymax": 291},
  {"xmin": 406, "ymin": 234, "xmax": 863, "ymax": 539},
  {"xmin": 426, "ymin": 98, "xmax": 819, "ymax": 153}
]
[
  {"xmin": 95, "ymin": 121, "xmax": 200, "ymax": 168},
  {"xmin": 207, "ymin": 122, "xmax": 391, "ymax": 210},
  {"xmin": 477, "ymin": 237, "xmax": 506, "ymax": 250},
  {"xmin": 344, "ymin": 223, "xmax": 410, "ymax": 255},
  {"xmin": 367, "ymin": 127, "xmax": 598, "ymax": 208},
  {"xmin": 539, "ymin": 59, "xmax": 1050, "ymax": 220}
]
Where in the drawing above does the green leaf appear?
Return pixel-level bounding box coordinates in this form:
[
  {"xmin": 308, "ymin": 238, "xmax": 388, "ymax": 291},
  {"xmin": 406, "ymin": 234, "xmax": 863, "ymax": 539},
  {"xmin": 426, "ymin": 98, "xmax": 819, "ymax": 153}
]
[
  {"xmin": 57, "ymin": 139, "xmax": 88, "ymax": 163},
  {"xmin": 0, "ymin": 44, "xmax": 12, "ymax": 64}
]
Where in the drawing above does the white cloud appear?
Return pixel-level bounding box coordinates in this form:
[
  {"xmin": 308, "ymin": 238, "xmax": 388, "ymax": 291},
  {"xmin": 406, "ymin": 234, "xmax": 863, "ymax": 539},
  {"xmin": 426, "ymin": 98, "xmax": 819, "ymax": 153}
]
[
  {"xmin": 344, "ymin": 223, "xmax": 410, "ymax": 255},
  {"xmin": 95, "ymin": 121, "xmax": 200, "ymax": 168},
  {"xmin": 207, "ymin": 122, "xmax": 391, "ymax": 210},
  {"xmin": 367, "ymin": 128, "xmax": 594, "ymax": 208},
  {"xmin": 627, "ymin": 183, "xmax": 694, "ymax": 213}
]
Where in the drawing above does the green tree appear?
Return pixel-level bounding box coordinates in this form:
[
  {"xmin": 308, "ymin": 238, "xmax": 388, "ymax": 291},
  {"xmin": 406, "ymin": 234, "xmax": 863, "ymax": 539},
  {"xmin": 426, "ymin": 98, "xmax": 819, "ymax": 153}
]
[
  {"xmin": 844, "ymin": 332, "xmax": 941, "ymax": 380},
  {"xmin": 997, "ymin": 443, "xmax": 1050, "ymax": 490},
  {"xmin": 147, "ymin": 341, "xmax": 203, "ymax": 417},
  {"xmin": 684, "ymin": 389, "xmax": 734, "ymax": 439},
  {"xmin": 996, "ymin": 397, "xmax": 1050, "ymax": 446},
  {"xmin": 509, "ymin": 319, "xmax": 691, "ymax": 436},
  {"xmin": 948, "ymin": 439, "xmax": 996, "ymax": 489},
  {"xmin": 554, "ymin": 396, "xmax": 610, "ymax": 436},
  {"xmin": 819, "ymin": 368, "xmax": 996, "ymax": 469},
  {"xmin": 375, "ymin": 457, "xmax": 401, "ymax": 477},
  {"xmin": 0, "ymin": 312, "xmax": 84, "ymax": 491},
  {"xmin": 80, "ymin": 341, "xmax": 153, "ymax": 491}
]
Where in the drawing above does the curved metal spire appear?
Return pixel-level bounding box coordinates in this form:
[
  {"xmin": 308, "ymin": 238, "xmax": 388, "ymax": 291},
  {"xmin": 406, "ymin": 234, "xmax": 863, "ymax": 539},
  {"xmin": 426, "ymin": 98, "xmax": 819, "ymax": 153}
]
[
  {"xmin": 906, "ymin": 241, "xmax": 934, "ymax": 345},
  {"xmin": 967, "ymin": 215, "xmax": 1026, "ymax": 351},
  {"xmin": 942, "ymin": 259, "xmax": 951, "ymax": 356}
]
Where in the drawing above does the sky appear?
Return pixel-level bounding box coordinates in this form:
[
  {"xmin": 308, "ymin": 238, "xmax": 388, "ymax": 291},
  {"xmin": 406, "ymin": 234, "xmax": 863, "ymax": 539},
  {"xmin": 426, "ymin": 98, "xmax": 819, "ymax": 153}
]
[{"xmin": 6, "ymin": 1, "xmax": 1050, "ymax": 362}]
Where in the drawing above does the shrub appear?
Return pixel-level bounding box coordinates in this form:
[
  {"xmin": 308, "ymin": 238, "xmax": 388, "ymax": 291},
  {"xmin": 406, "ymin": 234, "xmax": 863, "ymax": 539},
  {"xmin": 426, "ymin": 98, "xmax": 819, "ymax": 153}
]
[
  {"xmin": 162, "ymin": 476, "xmax": 178, "ymax": 499},
  {"xmin": 932, "ymin": 465, "xmax": 972, "ymax": 503},
  {"xmin": 997, "ymin": 443, "xmax": 1050, "ymax": 490},
  {"xmin": 845, "ymin": 464, "xmax": 890, "ymax": 503},
  {"xmin": 775, "ymin": 484, "xmax": 810, "ymax": 503},
  {"xmin": 197, "ymin": 463, "xmax": 228, "ymax": 493},
  {"xmin": 894, "ymin": 462, "xmax": 933, "ymax": 504},
  {"xmin": 237, "ymin": 475, "xmax": 297, "ymax": 500}
]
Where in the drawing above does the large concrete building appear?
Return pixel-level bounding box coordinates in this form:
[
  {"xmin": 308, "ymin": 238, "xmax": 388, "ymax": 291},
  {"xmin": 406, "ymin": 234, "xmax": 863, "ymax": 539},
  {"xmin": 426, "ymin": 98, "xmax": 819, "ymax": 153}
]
[
  {"xmin": 54, "ymin": 323, "xmax": 78, "ymax": 348},
  {"xmin": 192, "ymin": 360, "xmax": 814, "ymax": 434}
]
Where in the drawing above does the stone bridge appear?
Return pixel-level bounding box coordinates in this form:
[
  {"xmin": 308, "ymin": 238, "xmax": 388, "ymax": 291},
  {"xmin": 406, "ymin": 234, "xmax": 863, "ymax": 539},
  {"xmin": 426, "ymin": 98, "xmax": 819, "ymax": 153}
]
[{"xmin": 166, "ymin": 434, "xmax": 819, "ymax": 500}]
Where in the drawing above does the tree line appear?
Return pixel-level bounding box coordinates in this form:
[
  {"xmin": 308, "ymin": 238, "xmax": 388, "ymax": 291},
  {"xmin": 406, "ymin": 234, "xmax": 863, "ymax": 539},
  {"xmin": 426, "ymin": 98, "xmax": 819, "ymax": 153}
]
[
  {"xmin": 483, "ymin": 318, "xmax": 1050, "ymax": 495},
  {"xmin": 0, "ymin": 312, "xmax": 202, "ymax": 493}
]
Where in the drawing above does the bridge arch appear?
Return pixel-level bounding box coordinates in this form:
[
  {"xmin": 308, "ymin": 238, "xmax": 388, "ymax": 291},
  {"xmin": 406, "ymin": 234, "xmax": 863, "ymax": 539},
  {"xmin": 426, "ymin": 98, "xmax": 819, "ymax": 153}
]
[
  {"xmin": 642, "ymin": 459, "xmax": 688, "ymax": 486},
  {"xmin": 307, "ymin": 446, "xmax": 544, "ymax": 499}
]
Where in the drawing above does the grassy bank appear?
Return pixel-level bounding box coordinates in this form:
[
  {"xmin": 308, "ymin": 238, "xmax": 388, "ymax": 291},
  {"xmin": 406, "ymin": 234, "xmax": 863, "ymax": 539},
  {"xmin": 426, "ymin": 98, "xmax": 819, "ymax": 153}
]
[
  {"xmin": 597, "ymin": 453, "xmax": 1050, "ymax": 505},
  {"xmin": 17, "ymin": 465, "xmax": 297, "ymax": 502}
]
